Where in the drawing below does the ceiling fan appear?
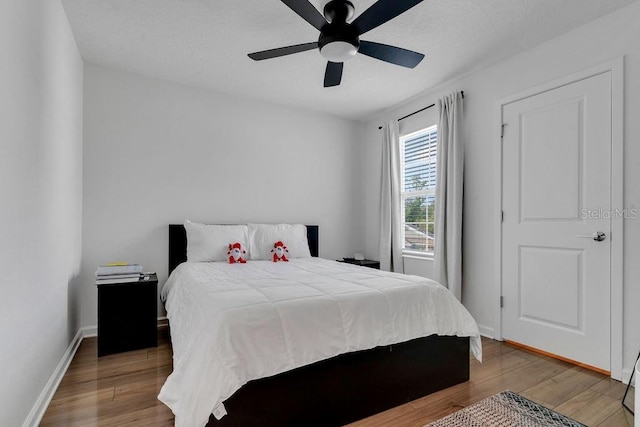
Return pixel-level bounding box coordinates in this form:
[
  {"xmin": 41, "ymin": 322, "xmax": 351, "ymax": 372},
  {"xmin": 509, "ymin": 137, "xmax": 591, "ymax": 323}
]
[{"xmin": 248, "ymin": 0, "xmax": 425, "ymax": 87}]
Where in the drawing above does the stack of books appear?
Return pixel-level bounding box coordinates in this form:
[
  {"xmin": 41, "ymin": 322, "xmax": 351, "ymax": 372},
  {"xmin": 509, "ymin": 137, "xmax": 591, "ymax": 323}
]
[{"xmin": 95, "ymin": 263, "xmax": 144, "ymax": 285}]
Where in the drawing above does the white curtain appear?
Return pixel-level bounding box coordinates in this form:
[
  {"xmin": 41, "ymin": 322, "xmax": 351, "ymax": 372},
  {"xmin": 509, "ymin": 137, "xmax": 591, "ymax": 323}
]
[
  {"xmin": 434, "ymin": 92, "xmax": 464, "ymax": 300},
  {"xmin": 378, "ymin": 120, "xmax": 404, "ymax": 273}
]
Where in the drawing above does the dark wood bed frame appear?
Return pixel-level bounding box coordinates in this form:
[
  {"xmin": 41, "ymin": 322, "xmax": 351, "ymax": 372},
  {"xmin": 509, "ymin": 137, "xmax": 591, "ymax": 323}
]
[{"xmin": 168, "ymin": 224, "xmax": 470, "ymax": 427}]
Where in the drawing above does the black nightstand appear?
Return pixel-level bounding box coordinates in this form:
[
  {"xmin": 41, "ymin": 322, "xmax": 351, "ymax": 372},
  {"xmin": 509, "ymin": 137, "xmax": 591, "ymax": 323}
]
[
  {"xmin": 97, "ymin": 274, "xmax": 158, "ymax": 357},
  {"xmin": 337, "ymin": 259, "xmax": 381, "ymax": 270}
]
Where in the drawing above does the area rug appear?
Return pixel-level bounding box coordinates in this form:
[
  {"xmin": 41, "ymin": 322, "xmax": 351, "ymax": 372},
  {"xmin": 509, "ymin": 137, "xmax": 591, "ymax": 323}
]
[{"xmin": 425, "ymin": 390, "xmax": 586, "ymax": 426}]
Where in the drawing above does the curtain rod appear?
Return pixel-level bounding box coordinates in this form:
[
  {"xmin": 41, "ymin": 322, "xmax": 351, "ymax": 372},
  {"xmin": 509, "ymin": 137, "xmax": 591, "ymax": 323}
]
[{"xmin": 378, "ymin": 91, "xmax": 464, "ymax": 130}]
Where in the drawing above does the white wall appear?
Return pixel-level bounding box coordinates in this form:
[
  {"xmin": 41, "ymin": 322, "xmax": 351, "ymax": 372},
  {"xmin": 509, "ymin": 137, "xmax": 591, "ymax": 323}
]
[
  {"xmin": 362, "ymin": 1, "xmax": 640, "ymax": 380},
  {"xmin": 0, "ymin": 1, "xmax": 83, "ymax": 425},
  {"xmin": 80, "ymin": 64, "xmax": 366, "ymax": 327}
]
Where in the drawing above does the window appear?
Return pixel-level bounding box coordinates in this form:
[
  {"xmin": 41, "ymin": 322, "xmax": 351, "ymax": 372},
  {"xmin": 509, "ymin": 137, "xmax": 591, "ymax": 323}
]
[{"xmin": 400, "ymin": 125, "xmax": 437, "ymax": 254}]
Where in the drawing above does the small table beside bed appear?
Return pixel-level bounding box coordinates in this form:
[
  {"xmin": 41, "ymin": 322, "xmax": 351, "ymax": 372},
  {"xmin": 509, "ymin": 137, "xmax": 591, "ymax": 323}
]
[{"xmin": 159, "ymin": 223, "xmax": 482, "ymax": 427}]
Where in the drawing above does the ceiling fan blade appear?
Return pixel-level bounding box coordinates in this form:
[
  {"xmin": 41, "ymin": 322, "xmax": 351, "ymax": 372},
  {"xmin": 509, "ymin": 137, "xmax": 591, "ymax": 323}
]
[
  {"xmin": 248, "ymin": 42, "xmax": 318, "ymax": 61},
  {"xmin": 352, "ymin": 0, "xmax": 424, "ymax": 35},
  {"xmin": 281, "ymin": 0, "xmax": 327, "ymax": 31},
  {"xmin": 359, "ymin": 41, "xmax": 424, "ymax": 68},
  {"xmin": 324, "ymin": 62, "xmax": 343, "ymax": 87}
]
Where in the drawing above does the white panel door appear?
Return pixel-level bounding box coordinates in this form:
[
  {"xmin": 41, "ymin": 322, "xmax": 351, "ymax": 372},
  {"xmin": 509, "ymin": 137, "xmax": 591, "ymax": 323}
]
[{"xmin": 502, "ymin": 72, "xmax": 612, "ymax": 371}]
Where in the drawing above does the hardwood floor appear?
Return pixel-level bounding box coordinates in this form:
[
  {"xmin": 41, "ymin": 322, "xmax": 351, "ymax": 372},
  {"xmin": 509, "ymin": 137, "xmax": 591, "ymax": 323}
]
[
  {"xmin": 41, "ymin": 328, "xmax": 174, "ymax": 426},
  {"xmin": 41, "ymin": 329, "xmax": 634, "ymax": 426}
]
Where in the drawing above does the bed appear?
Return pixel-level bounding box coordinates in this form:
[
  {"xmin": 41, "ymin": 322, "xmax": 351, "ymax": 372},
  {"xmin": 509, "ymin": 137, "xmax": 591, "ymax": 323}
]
[{"xmin": 160, "ymin": 224, "xmax": 481, "ymax": 427}]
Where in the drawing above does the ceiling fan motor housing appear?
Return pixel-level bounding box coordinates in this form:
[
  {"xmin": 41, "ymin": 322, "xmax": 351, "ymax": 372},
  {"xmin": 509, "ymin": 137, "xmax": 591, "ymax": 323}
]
[
  {"xmin": 323, "ymin": 0, "xmax": 355, "ymax": 22},
  {"xmin": 319, "ymin": 1, "xmax": 359, "ymax": 62}
]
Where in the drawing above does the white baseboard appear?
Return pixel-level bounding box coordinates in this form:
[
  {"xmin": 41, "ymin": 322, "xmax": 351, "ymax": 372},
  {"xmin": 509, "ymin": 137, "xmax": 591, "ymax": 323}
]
[
  {"xmin": 82, "ymin": 317, "xmax": 168, "ymax": 338},
  {"xmin": 477, "ymin": 324, "xmax": 495, "ymax": 340},
  {"xmin": 23, "ymin": 318, "xmax": 170, "ymax": 427},
  {"xmin": 82, "ymin": 325, "xmax": 97, "ymax": 338},
  {"xmin": 22, "ymin": 328, "xmax": 84, "ymax": 427},
  {"xmin": 621, "ymin": 367, "xmax": 636, "ymax": 386}
]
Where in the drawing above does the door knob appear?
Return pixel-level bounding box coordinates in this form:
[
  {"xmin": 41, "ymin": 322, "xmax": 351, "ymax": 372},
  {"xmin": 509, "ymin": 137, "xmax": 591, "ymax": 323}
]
[{"xmin": 576, "ymin": 232, "xmax": 606, "ymax": 242}]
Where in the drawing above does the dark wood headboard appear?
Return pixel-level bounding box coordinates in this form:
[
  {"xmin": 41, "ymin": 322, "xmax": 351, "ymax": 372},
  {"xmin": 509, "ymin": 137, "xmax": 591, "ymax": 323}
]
[{"xmin": 168, "ymin": 224, "xmax": 319, "ymax": 274}]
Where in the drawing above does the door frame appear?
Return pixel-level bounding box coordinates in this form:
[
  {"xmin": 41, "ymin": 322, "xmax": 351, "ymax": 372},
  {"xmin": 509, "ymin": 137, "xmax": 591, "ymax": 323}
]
[{"xmin": 492, "ymin": 57, "xmax": 624, "ymax": 380}]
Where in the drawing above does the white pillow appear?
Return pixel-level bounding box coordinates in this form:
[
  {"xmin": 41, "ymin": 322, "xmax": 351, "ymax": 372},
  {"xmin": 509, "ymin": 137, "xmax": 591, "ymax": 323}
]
[
  {"xmin": 248, "ymin": 224, "xmax": 311, "ymax": 260},
  {"xmin": 184, "ymin": 220, "xmax": 249, "ymax": 262}
]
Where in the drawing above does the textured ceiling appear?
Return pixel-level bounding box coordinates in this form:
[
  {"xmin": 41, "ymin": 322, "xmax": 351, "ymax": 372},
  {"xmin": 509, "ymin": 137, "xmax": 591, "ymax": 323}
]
[{"xmin": 61, "ymin": 0, "xmax": 636, "ymax": 121}]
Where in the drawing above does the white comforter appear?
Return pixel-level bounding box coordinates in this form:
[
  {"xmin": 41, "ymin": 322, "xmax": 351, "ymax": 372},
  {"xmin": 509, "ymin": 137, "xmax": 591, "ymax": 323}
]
[{"xmin": 158, "ymin": 258, "xmax": 482, "ymax": 427}]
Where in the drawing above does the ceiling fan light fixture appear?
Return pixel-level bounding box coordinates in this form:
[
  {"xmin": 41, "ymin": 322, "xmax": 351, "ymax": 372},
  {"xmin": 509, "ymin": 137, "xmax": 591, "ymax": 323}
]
[
  {"xmin": 318, "ymin": 16, "xmax": 360, "ymax": 63},
  {"xmin": 320, "ymin": 40, "xmax": 358, "ymax": 62}
]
